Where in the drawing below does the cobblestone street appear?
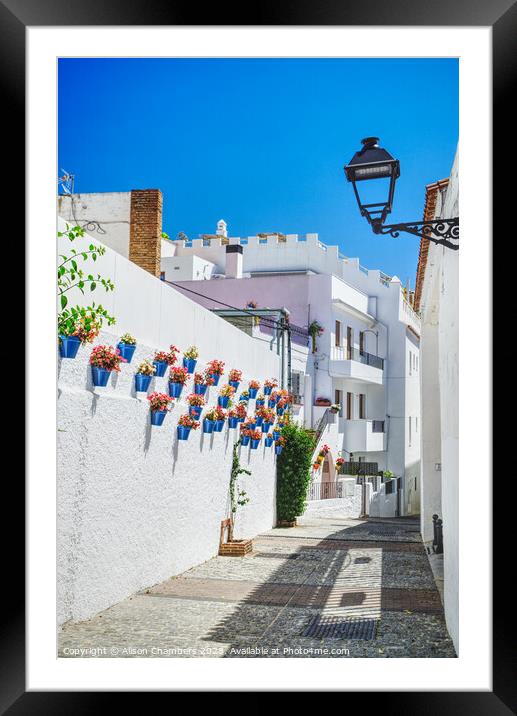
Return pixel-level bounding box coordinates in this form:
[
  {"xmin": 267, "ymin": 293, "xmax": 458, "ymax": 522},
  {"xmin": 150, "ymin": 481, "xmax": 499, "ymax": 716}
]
[{"xmin": 58, "ymin": 515, "xmax": 456, "ymax": 658}]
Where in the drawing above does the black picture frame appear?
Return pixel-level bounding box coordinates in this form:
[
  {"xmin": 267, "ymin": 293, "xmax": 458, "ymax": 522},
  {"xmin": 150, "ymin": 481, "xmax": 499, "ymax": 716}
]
[{"xmin": 3, "ymin": 0, "xmax": 507, "ymax": 709}]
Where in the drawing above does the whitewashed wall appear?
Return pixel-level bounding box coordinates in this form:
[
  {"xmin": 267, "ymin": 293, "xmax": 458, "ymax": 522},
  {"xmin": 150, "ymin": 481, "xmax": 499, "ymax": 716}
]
[{"xmin": 57, "ymin": 226, "xmax": 280, "ymax": 625}]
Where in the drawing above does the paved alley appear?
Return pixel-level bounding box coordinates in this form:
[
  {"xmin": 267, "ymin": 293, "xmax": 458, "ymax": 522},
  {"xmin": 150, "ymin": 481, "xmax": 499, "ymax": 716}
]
[{"xmin": 58, "ymin": 516, "xmax": 456, "ymax": 658}]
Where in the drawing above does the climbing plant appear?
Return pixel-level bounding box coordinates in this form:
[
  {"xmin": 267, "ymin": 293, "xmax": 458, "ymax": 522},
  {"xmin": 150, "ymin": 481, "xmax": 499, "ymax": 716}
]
[
  {"xmin": 276, "ymin": 423, "xmax": 315, "ymax": 522},
  {"xmin": 228, "ymin": 442, "xmax": 252, "ymax": 541},
  {"xmin": 58, "ymin": 224, "xmax": 116, "ymax": 338}
]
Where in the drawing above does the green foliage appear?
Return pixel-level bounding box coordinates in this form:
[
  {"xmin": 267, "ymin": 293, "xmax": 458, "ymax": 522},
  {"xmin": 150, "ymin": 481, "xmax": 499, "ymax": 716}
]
[
  {"xmin": 382, "ymin": 470, "xmax": 394, "ymax": 478},
  {"xmin": 276, "ymin": 423, "xmax": 315, "ymax": 522},
  {"xmin": 229, "ymin": 442, "xmax": 252, "ymax": 540},
  {"xmin": 57, "ymin": 224, "xmax": 116, "ymax": 338}
]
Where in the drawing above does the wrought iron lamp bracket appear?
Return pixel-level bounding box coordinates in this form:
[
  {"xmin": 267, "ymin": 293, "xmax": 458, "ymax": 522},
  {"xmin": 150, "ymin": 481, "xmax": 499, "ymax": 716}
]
[{"xmin": 372, "ymin": 217, "xmax": 459, "ymax": 250}]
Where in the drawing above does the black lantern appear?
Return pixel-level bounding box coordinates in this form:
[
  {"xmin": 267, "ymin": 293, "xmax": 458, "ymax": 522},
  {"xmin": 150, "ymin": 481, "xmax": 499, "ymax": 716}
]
[
  {"xmin": 344, "ymin": 137, "xmax": 459, "ymax": 250},
  {"xmin": 344, "ymin": 137, "xmax": 400, "ymax": 232}
]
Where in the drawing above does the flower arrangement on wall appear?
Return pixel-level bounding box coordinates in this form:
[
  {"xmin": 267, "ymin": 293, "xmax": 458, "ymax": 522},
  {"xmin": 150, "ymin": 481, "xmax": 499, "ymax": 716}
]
[
  {"xmin": 183, "ymin": 346, "xmax": 199, "ymax": 373},
  {"xmin": 336, "ymin": 457, "xmax": 345, "ymax": 472},
  {"xmin": 134, "ymin": 358, "xmax": 156, "ymax": 393},
  {"xmin": 206, "ymin": 359, "xmax": 225, "ymax": 386},
  {"xmin": 136, "ymin": 359, "xmax": 156, "ymax": 376},
  {"xmin": 228, "ymin": 369, "xmax": 242, "ymax": 388},
  {"xmin": 177, "ymin": 413, "xmax": 200, "ymax": 440},
  {"xmin": 248, "ymin": 380, "xmax": 261, "ymax": 399},
  {"xmin": 275, "ymin": 435, "xmax": 286, "ymax": 455},
  {"xmin": 256, "ymin": 406, "xmax": 276, "ymax": 431},
  {"xmin": 147, "ymin": 391, "xmax": 173, "ymax": 426},
  {"xmin": 313, "ymin": 444, "xmax": 330, "ymax": 471},
  {"xmin": 264, "ymin": 378, "xmax": 278, "ymax": 396},
  {"xmin": 168, "ymin": 366, "xmax": 190, "ymax": 398},
  {"xmin": 218, "ymin": 384, "xmax": 236, "ymax": 408},
  {"xmin": 308, "ymin": 320, "xmax": 324, "ymax": 353},
  {"xmin": 89, "ymin": 345, "xmax": 126, "ymax": 386},
  {"xmin": 117, "ymin": 332, "xmax": 137, "ymax": 363}
]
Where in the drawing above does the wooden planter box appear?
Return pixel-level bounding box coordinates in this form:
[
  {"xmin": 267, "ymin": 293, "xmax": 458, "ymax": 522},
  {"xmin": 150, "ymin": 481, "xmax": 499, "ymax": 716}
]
[
  {"xmin": 277, "ymin": 519, "xmax": 297, "ymax": 528},
  {"xmin": 219, "ymin": 539, "xmax": 253, "ymax": 556}
]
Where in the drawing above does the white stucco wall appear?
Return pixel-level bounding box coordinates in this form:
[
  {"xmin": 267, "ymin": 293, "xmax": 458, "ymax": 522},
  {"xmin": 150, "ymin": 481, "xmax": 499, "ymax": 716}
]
[{"xmin": 57, "ymin": 225, "xmax": 281, "ymax": 625}]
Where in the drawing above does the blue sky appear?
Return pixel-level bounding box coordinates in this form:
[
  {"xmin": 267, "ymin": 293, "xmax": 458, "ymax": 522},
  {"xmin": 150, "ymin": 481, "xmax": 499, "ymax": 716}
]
[{"xmin": 58, "ymin": 58, "xmax": 458, "ymax": 286}]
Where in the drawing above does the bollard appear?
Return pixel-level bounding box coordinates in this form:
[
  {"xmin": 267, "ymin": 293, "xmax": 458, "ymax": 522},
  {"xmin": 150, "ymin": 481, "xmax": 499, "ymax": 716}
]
[{"xmin": 432, "ymin": 514, "xmax": 443, "ymax": 554}]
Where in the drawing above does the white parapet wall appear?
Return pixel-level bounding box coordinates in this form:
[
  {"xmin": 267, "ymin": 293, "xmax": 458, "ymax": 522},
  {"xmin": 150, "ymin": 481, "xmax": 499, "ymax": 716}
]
[{"xmin": 57, "ymin": 226, "xmax": 280, "ymax": 625}]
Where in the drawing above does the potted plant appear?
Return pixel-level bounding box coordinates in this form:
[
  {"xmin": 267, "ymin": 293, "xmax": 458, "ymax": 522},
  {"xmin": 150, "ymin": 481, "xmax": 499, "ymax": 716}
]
[
  {"xmin": 254, "ymin": 411, "xmax": 263, "ymax": 427},
  {"xmin": 153, "ymin": 345, "xmax": 179, "ymax": 378},
  {"xmin": 177, "ymin": 413, "xmax": 200, "ymax": 441},
  {"xmin": 257, "ymin": 406, "xmax": 275, "ymax": 432},
  {"xmin": 248, "ymin": 380, "xmax": 261, "ymax": 399},
  {"xmin": 135, "ymin": 358, "xmax": 156, "ymax": 393},
  {"xmin": 218, "ymin": 383, "xmax": 236, "ymax": 408},
  {"xmin": 89, "ymin": 344, "xmax": 126, "ymax": 387},
  {"xmin": 193, "ymin": 371, "xmax": 214, "ymax": 395},
  {"xmin": 168, "ymin": 366, "xmax": 189, "ymax": 398},
  {"xmin": 276, "ymin": 398, "xmax": 288, "ymax": 416},
  {"xmin": 240, "ymin": 428, "xmax": 251, "ymax": 447},
  {"xmin": 183, "ymin": 345, "xmax": 199, "ymax": 373},
  {"xmin": 255, "ymin": 393, "xmax": 265, "ymax": 408},
  {"xmin": 207, "ymin": 359, "xmax": 225, "ymax": 386},
  {"xmin": 263, "ymin": 378, "xmax": 278, "ymax": 396},
  {"xmin": 249, "ymin": 428, "xmax": 262, "ymax": 450},
  {"xmin": 264, "ymin": 433, "xmax": 274, "ymax": 447},
  {"xmin": 273, "ymin": 426, "xmax": 281, "ymax": 440},
  {"xmin": 308, "ymin": 320, "xmax": 324, "ymax": 353},
  {"xmin": 219, "ymin": 444, "xmax": 253, "ymax": 556},
  {"xmin": 147, "ymin": 391, "xmax": 173, "ymax": 426},
  {"xmin": 315, "ymin": 396, "xmax": 331, "ymax": 407},
  {"xmin": 330, "ymin": 403, "xmax": 341, "ymax": 414},
  {"xmin": 203, "ymin": 406, "xmax": 218, "ymax": 434},
  {"xmin": 235, "ymin": 402, "xmax": 248, "ymax": 423},
  {"xmin": 336, "ymin": 457, "xmax": 345, "ymax": 473},
  {"xmin": 268, "ymin": 391, "xmax": 278, "ymax": 408},
  {"xmin": 240, "ymin": 389, "xmax": 250, "ymax": 403},
  {"xmin": 275, "ymin": 435, "xmax": 286, "ymax": 455},
  {"xmin": 187, "ymin": 393, "xmax": 205, "ymax": 419},
  {"xmin": 117, "ymin": 332, "xmax": 137, "ymax": 363},
  {"xmin": 228, "ymin": 368, "xmax": 242, "ymax": 390},
  {"xmin": 213, "ymin": 405, "xmax": 227, "ymax": 432},
  {"xmin": 227, "ymin": 408, "xmax": 239, "ymax": 429},
  {"xmin": 59, "ymin": 312, "xmax": 101, "ymax": 359}
]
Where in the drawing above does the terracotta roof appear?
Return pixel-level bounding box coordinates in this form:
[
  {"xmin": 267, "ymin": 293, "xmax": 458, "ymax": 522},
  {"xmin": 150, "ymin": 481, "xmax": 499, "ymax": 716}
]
[{"xmin": 413, "ymin": 179, "xmax": 449, "ymax": 312}]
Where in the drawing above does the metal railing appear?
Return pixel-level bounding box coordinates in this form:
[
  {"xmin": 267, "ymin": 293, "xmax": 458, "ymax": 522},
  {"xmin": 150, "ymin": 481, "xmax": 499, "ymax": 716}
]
[
  {"xmin": 308, "ymin": 481, "xmax": 343, "ymax": 501},
  {"xmin": 340, "ymin": 461, "xmax": 379, "ymax": 476},
  {"xmin": 348, "ymin": 347, "xmax": 384, "ymax": 370}
]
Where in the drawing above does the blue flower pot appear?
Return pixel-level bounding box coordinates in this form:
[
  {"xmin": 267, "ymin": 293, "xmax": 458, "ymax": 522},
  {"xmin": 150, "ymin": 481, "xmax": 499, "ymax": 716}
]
[
  {"xmin": 250, "ymin": 439, "xmax": 260, "ymax": 450},
  {"xmin": 248, "ymin": 388, "xmax": 258, "ymax": 399},
  {"xmin": 183, "ymin": 357, "xmax": 197, "ymax": 373},
  {"xmin": 240, "ymin": 395, "xmax": 249, "ymax": 402},
  {"xmin": 277, "ymin": 407, "xmax": 285, "ymax": 416},
  {"xmin": 239, "ymin": 416, "xmax": 246, "ymax": 422},
  {"xmin": 268, "ymin": 399, "xmax": 276, "ymax": 408},
  {"xmin": 214, "ymin": 420, "xmax": 225, "ymax": 432},
  {"xmin": 194, "ymin": 383, "xmax": 208, "ymax": 395},
  {"xmin": 262, "ymin": 422, "xmax": 272, "ymax": 433},
  {"xmin": 228, "ymin": 417, "xmax": 239, "ymax": 429},
  {"xmin": 177, "ymin": 425, "xmax": 191, "ymax": 440},
  {"xmin": 91, "ymin": 366, "xmax": 111, "ymax": 387},
  {"xmin": 203, "ymin": 419, "xmax": 214, "ymax": 433},
  {"xmin": 153, "ymin": 360, "xmax": 168, "ymax": 377},
  {"xmin": 273, "ymin": 430, "xmax": 281, "ymax": 440},
  {"xmin": 247, "ymin": 422, "xmax": 256, "ymax": 431},
  {"xmin": 117, "ymin": 342, "xmax": 136, "ymax": 363},
  {"xmin": 150, "ymin": 409, "xmax": 167, "ymax": 426},
  {"xmin": 275, "ymin": 446, "xmax": 283, "ymax": 455},
  {"xmin": 135, "ymin": 373, "xmax": 152, "ymax": 393},
  {"xmin": 211, "ymin": 373, "xmax": 221, "ymax": 386},
  {"xmin": 255, "ymin": 416, "xmax": 264, "ymax": 426},
  {"xmin": 229, "ymin": 380, "xmax": 240, "ymax": 390},
  {"xmin": 168, "ymin": 381, "xmax": 183, "ymax": 398},
  {"xmin": 59, "ymin": 335, "xmax": 81, "ymax": 359},
  {"xmin": 265, "ymin": 437, "xmax": 273, "ymax": 447},
  {"xmin": 241, "ymin": 435, "xmax": 250, "ymax": 447},
  {"xmin": 255, "ymin": 399, "xmax": 265, "ymax": 408},
  {"xmin": 275, "ymin": 394, "xmax": 282, "ymax": 404},
  {"xmin": 189, "ymin": 406, "xmax": 202, "ymax": 419},
  {"xmin": 218, "ymin": 396, "xmax": 230, "ymax": 408},
  {"xmin": 264, "ymin": 386, "xmax": 272, "ymax": 396}
]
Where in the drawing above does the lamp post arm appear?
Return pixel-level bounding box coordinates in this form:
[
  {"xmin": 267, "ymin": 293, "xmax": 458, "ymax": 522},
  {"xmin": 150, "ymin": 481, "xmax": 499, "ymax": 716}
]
[{"xmin": 372, "ymin": 217, "xmax": 459, "ymax": 250}]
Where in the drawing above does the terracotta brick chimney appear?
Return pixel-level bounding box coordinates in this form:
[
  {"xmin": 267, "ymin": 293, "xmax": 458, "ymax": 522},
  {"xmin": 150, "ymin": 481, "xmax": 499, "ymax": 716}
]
[{"xmin": 129, "ymin": 189, "xmax": 163, "ymax": 277}]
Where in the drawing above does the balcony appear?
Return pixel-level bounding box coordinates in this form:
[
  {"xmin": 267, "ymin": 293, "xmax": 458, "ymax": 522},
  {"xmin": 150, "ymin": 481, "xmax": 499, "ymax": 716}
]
[
  {"xmin": 329, "ymin": 346, "xmax": 385, "ymax": 384},
  {"xmin": 341, "ymin": 419, "xmax": 386, "ymax": 453}
]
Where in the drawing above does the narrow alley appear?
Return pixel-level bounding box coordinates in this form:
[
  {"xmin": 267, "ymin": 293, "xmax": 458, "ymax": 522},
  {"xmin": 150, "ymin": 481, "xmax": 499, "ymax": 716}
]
[{"xmin": 59, "ymin": 515, "xmax": 456, "ymax": 658}]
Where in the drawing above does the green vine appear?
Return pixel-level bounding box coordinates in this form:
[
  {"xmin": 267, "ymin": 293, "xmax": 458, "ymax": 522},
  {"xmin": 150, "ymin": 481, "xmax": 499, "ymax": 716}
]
[
  {"xmin": 276, "ymin": 423, "xmax": 315, "ymax": 522},
  {"xmin": 229, "ymin": 442, "xmax": 252, "ymax": 541}
]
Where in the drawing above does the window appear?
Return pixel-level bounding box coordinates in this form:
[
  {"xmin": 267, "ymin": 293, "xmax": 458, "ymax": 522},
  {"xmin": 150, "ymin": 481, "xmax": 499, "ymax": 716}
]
[
  {"xmin": 359, "ymin": 331, "xmax": 365, "ymax": 355},
  {"xmin": 359, "ymin": 394, "xmax": 366, "ymax": 419},
  {"xmin": 346, "ymin": 392, "xmax": 353, "ymax": 420},
  {"xmin": 335, "ymin": 320, "xmax": 341, "ymax": 347},
  {"xmin": 160, "ymin": 271, "xmax": 166, "ymax": 281},
  {"xmin": 347, "ymin": 326, "xmax": 353, "ymax": 359},
  {"xmin": 335, "ymin": 389, "xmax": 343, "ymax": 417}
]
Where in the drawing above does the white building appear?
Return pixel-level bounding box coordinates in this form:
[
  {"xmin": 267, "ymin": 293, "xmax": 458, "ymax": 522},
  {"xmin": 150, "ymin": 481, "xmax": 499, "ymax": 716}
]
[
  {"xmin": 414, "ymin": 150, "xmax": 459, "ymax": 652},
  {"xmin": 58, "ymin": 191, "xmax": 421, "ymax": 517}
]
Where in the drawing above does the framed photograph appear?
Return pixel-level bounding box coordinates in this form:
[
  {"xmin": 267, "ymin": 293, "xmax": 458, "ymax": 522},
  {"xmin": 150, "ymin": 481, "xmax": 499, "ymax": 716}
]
[{"xmin": 4, "ymin": 0, "xmax": 508, "ymax": 706}]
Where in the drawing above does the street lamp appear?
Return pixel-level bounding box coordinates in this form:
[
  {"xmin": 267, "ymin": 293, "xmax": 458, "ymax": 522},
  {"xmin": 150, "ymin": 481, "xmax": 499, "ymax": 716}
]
[{"xmin": 344, "ymin": 137, "xmax": 459, "ymax": 250}]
